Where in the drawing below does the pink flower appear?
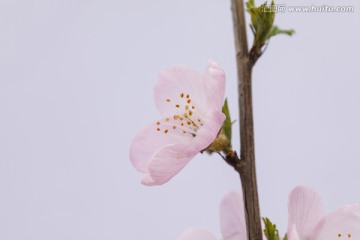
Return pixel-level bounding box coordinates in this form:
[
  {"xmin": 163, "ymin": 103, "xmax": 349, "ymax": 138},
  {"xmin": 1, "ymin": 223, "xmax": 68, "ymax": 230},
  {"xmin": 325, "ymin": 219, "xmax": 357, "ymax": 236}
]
[
  {"xmin": 130, "ymin": 61, "xmax": 226, "ymax": 186},
  {"xmin": 288, "ymin": 185, "xmax": 360, "ymax": 240},
  {"xmin": 177, "ymin": 189, "xmax": 247, "ymax": 240}
]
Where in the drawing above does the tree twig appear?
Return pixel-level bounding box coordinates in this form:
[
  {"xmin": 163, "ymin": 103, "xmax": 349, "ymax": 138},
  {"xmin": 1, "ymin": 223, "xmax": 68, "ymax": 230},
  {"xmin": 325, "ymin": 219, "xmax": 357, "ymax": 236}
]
[{"xmin": 231, "ymin": 0, "xmax": 263, "ymax": 239}]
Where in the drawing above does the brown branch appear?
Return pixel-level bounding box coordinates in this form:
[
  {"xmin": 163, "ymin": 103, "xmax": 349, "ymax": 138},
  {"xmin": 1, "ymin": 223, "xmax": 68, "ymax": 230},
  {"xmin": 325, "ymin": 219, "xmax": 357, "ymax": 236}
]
[{"xmin": 231, "ymin": 0, "xmax": 263, "ymax": 240}]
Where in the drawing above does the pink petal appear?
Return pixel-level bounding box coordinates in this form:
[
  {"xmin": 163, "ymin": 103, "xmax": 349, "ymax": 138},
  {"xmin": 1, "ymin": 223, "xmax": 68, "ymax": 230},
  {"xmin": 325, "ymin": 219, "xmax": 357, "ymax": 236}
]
[
  {"xmin": 287, "ymin": 185, "xmax": 325, "ymax": 240},
  {"xmin": 220, "ymin": 189, "xmax": 247, "ymax": 240},
  {"xmin": 141, "ymin": 143, "xmax": 197, "ymax": 186},
  {"xmin": 177, "ymin": 228, "xmax": 217, "ymax": 240},
  {"xmin": 192, "ymin": 110, "xmax": 226, "ymax": 151},
  {"xmin": 154, "ymin": 65, "xmax": 207, "ymax": 118},
  {"xmin": 204, "ymin": 60, "xmax": 226, "ymax": 112},
  {"xmin": 129, "ymin": 119, "xmax": 191, "ymax": 173},
  {"xmin": 310, "ymin": 205, "xmax": 360, "ymax": 240},
  {"xmin": 288, "ymin": 224, "xmax": 301, "ymax": 240}
]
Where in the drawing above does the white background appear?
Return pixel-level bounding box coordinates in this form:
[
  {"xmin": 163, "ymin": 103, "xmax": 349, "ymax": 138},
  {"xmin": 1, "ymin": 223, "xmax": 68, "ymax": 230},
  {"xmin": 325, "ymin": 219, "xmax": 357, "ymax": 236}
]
[{"xmin": 0, "ymin": 0, "xmax": 359, "ymax": 239}]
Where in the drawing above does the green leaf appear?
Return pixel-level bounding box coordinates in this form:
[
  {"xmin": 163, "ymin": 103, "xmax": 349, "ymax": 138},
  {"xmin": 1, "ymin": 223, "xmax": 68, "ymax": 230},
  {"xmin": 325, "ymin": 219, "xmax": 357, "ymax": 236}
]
[
  {"xmin": 246, "ymin": 0, "xmax": 294, "ymax": 53},
  {"xmin": 268, "ymin": 26, "xmax": 295, "ymax": 39},
  {"xmin": 221, "ymin": 98, "xmax": 232, "ymax": 148},
  {"xmin": 263, "ymin": 217, "xmax": 281, "ymax": 240}
]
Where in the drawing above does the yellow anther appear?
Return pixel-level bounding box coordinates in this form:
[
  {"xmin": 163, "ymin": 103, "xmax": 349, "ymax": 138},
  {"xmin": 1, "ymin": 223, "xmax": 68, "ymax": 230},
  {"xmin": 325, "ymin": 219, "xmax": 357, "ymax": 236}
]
[
  {"xmin": 189, "ymin": 110, "xmax": 193, "ymax": 116},
  {"xmin": 164, "ymin": 129, "xmax": 168, "ymax": 134},
  {"xmin": 173, "ymin": 126, "xmax": 176, "ymax": 129},
  {"xmin": 187, "ymin": 99, "xmax": 191, "ymax": 104},
  {"xmin": 347, "ymin": 234, "xmax": 351, "ymax": 238},
  {"xmin": 187, "ymin": 121, "xmax": 191, "ymax": 125},
  {"xmin": 338, "ymin": 234, "xmax": 342, "ymax": 238},
  {"xmin": 180, "ymin": 93, "xmax": 184, "ymax": 98},
  {"xmin": 166, "ymin": 99, "xmax": 171, "ymax": 102}
]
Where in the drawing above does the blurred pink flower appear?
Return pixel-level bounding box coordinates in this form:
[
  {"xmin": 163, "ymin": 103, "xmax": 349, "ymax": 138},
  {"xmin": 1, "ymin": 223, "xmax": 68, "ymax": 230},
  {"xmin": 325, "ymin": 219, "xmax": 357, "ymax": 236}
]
[
  {"xmin": 288, "ymin": 185, "xmax": 360, "ymax": 240},
  {"xmin": 130, "ymin": 61, "xmax": 226, "ymax": 186},
  {"xmin": 177, "ymin": 189, "xmax": 247, "ymax": 240}
]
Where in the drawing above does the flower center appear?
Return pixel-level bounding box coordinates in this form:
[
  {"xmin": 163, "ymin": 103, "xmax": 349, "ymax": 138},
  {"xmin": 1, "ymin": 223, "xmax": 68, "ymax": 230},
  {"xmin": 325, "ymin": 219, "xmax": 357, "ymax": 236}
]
[{"xmin": 155, "ymin": 92, "xmax": 205, "ymax": 138}]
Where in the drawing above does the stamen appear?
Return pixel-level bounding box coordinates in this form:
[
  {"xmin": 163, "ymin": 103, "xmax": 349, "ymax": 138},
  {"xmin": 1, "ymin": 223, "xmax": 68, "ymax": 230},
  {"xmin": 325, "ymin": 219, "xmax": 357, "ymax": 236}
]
[
  {"xmin": 180, "ymin": 93, "xmax": 184, "ymax": 98},
  {"xmin": 173, "ymin": 126, "xmax": 176, "ymax": 129},
  {"xmin": 164, "ymin": 129, "xmax": 168, "ymax": 134},
  {"xmin": 189, "ymin": 110, "xmax": 193, "ymax": 116},
  {"xmin": 165, "ymin": 118, "xmax": 170, "ymax": 121},
  {"xmin": 166, "ymin": 99, "xmax": 171, "ymax": 102},
  {"xmin": 176, "ymin": 104, "xmax": 180, "ymax": 108},
  {"xmin": 157, "ymin": 121, "xmax": 160, "ymax": 125},
  {"xmin": 187, "ymin": 99, "xmax": 191, "ymax": 104}
]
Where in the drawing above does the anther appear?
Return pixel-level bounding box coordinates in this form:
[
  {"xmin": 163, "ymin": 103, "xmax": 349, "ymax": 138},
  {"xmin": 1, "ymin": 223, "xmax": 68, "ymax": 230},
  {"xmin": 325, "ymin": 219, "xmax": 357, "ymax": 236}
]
[
  {"xmin": 180, "ymin": 93, "xmax": 184, "ymax": 98},
  {"xmin": 165, "ymin": 118, "xmax": 170, "ymax": 121},
  {"xmin": 176, "ymin": 104, "xmax": 180, "ymax": 108},
  {"xmin": 186, "ymin": 94, "xmax": 190, "ymax": 98},
  {"xmin": 157, "ymin": 121, "xmax": 160, "ymax": 125},
  {"xmin": 157, "ymin": 128, "xmax": 160, "ymax": 131},
  {"xmin": 189, "ymin": 110, "xmax": 193, "ymax": 116},
  {"xmin": 185, "ymin": 105, "xmax": 189, "ymax": 110},
  {"xmin": 164, "ymin": 129, "xmax": 168, "ymax": 134},
  {"xmin": 187, "ymin": 99, "xmax": 191, "ymax": 104},
  {"xmin": 166, "ymin": 99, "xmax": 171, "ymax": 102},
  {"xmin": 173, "ymin": 126, "xmax": 176, "ymax": 129}
]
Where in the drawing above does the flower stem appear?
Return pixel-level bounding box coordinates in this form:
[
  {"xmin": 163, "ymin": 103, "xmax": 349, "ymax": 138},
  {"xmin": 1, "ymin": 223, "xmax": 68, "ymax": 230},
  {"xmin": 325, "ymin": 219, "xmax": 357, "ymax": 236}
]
[{"xmin": 231, "ymin": 0, "xmax": 263, "ymax": 240}]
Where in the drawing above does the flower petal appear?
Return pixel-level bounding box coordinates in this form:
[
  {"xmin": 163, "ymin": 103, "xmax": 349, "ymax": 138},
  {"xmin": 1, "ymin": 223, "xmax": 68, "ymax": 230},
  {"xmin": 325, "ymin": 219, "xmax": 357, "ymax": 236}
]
[
  {"xmin": 177, "ymin": 227, "xmax": 217, "ymax": 240},
  {"xmin": 220, "ymin": 189, "xmax": 247, "ymax": 240},
  {"xmin": 192, "ymin": 110, "xmax": 226, "ymax": 151},
  {"xmin": 310, "ymin": 205, "xmax": 360, "ymax": 240},
  {"xmin": 129, "ymin": 119, "xmax": 191, "ymax": 173},
  {"xmin": 141, "ymin": 143, "xmax": 197, "ymax": 186},
  {"xmin": 288, "ymin": 224, "xmax": 301, "ymax": 240},
  {"xmin": 154, "ymin": 65, "xmax": 207, "ymax": 118},
  {"xmin": 287, "ymin": 185, "xmax": 325, "ymax": 240},
  {"xmin": 204, "ymin": 60, "xmax": 226, "ymax": 112}
]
